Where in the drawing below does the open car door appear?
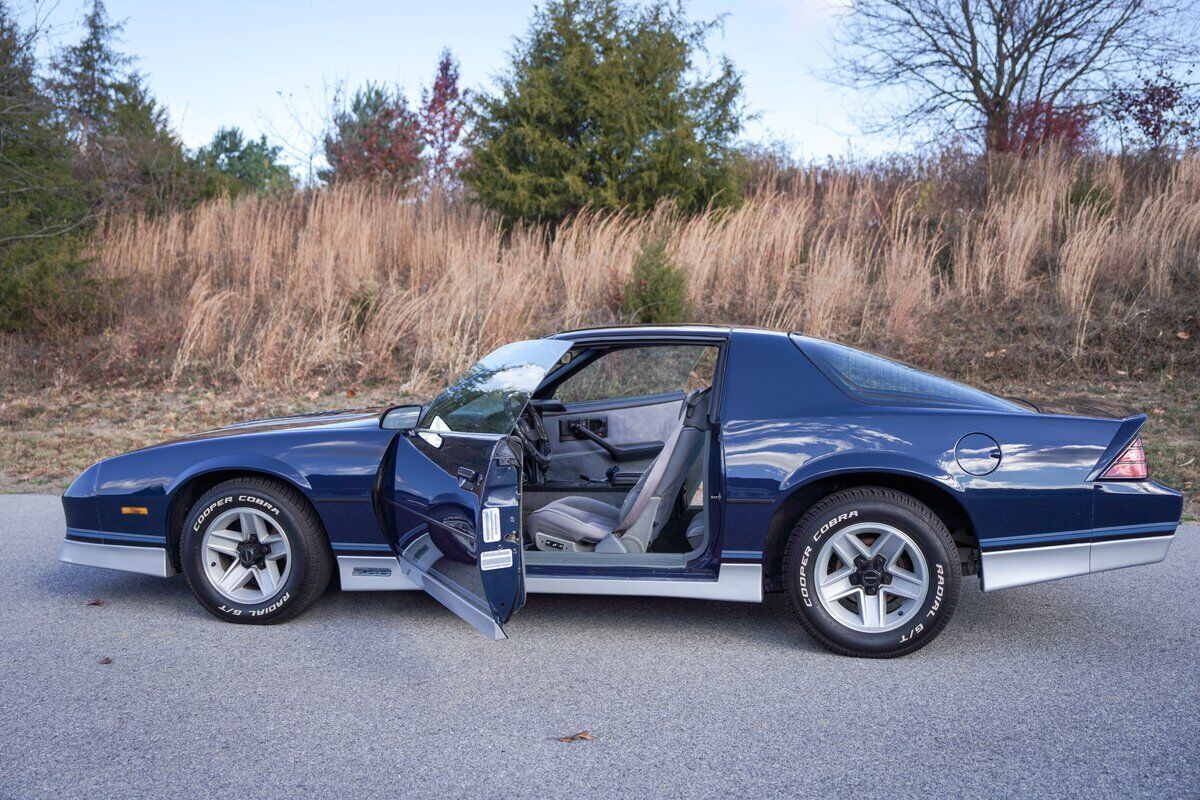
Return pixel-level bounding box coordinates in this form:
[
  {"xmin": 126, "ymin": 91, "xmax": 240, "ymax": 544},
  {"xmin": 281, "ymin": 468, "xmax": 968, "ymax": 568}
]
[{"xmin": 382, "ymin": 339, "xmax": 572, "ymax": 639}]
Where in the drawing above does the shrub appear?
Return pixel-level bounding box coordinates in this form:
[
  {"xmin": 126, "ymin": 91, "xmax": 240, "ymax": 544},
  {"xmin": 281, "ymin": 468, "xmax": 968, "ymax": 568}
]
[
  {"xmin": 1067, "ymin": 178, "xmax": 1115, "ymax": 216},
  {"xmin": 620, "ymin": 237, "xmax": 690, "ymax": 324}
]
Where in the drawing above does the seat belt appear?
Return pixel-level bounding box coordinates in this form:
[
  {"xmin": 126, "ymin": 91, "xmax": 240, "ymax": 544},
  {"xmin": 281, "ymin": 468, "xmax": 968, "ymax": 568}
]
[{"xmin": 613, "ymin": 393, "xmax": 697, "ymax": 535}]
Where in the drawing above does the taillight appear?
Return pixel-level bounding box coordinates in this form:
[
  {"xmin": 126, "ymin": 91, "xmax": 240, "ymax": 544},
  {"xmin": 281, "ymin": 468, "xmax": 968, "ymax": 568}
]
[{"xmin": 1100, "ymin": 435, "xmax": 1148, "ymax": 480}]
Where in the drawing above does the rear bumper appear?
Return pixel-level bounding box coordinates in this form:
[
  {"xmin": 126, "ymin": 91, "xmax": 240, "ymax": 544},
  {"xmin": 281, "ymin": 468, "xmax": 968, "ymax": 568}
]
[
  {"xmin": 981, "ymin": 533, "xmax": 1175, "ymax": 591},
  {"xmin": 58, "ymin": 539, "xmax": 175, "ymax": 578}
]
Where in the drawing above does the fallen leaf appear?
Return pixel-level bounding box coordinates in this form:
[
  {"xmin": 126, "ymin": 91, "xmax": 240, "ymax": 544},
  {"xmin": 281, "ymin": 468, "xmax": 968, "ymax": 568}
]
[
  {"xmin": 305, "ymin": 390, "xmax": 319, "ymax": 401},
  {"xmin": 552, "ymin": 730, "xmax": 595, "ymax": 743},
  {"xmin": 346, "ymin": 388, "xmax": 357, "ymax": 398},
  {"xmin": 1178, "ymin": 331, "xmax": 1190, "ymax": 340},
  {"xmin": 85, "ymin": 598, "xmax": 105, "ymax": 606},
  {"xmin": 98, "ymin": 657, "xmax": 112, "ymax": 665}
]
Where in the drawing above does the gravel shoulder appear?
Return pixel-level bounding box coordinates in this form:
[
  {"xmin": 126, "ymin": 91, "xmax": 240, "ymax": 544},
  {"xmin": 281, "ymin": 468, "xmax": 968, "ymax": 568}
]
[{"xmin": 1, "ymin": 495, "xmax": 1196, "ymax": 799}]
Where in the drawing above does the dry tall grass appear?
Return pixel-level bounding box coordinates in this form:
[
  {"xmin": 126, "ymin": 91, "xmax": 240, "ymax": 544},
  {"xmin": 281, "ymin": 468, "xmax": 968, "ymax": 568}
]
[{"xmin": 81, "ymin": 152, "xmax": 1199, "ymax": 391}]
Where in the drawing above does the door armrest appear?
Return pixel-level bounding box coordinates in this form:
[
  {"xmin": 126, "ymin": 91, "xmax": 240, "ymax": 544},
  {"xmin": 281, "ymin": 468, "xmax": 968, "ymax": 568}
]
[{"xmin": 567, "ymin": 421, "xmax": 662, "ymax": 463}]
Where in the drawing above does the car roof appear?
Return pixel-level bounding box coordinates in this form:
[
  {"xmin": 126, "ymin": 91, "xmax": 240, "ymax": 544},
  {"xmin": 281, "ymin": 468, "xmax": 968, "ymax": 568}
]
[{"xmin": 549, "ymin": 323, "xmax": 785, "ymax": 341}]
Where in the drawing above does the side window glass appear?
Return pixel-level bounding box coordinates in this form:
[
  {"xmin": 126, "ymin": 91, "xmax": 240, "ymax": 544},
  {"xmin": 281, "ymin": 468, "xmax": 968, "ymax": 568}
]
[
  {"xmin": 686, "ymin": 346, "xmax": 719, "ymax": 392},
  {"xmin": 555, "ymin": 345, "xmax": 716, "ymax": 403}
]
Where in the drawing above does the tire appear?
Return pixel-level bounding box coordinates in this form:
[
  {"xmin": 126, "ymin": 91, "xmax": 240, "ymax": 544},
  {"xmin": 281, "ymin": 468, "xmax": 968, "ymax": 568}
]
[
  {"xmin": 784, "ymin": 487, "xmax": 960, "ymax": 658},
  {"xmin": 425, "ymin": 507, "xmax": 476, "ymax": 565},
  {"xmin": 180, "ymin": 477, "xmax": 332, "ymax": 625}
]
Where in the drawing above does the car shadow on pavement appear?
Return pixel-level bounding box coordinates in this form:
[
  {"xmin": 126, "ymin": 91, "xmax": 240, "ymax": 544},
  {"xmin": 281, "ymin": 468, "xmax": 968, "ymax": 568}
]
[{"xmin": 37, "ymin": 556, "xmax": 1114, "ymax": 656}]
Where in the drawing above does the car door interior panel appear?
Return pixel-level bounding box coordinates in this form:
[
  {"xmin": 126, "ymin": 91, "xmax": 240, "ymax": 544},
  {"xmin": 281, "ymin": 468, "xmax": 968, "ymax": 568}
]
[{"xmin": 539, "ymin": 393, "xmax": 683, "ymax": 485}]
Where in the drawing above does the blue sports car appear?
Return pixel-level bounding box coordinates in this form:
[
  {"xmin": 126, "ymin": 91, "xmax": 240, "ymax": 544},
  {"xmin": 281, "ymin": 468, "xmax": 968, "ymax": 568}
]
[{"xmin": 58, "ymin": 325, "xmax": 1183, "ymax": 657}]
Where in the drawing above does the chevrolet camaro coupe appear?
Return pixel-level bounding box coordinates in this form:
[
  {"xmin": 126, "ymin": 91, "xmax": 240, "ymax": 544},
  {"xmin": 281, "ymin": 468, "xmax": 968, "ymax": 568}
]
[{"xmin": 58, "ymin": 325, "xmax": 1183, "ymax": 657}]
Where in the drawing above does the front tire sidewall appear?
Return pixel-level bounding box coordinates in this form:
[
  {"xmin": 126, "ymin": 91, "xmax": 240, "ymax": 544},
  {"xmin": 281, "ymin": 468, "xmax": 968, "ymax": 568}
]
[
  {"xmin": 788, "ymin": 495, "xmax": 956, "ymax": 656},
  {"xmin": 182, "ymin": 486, "xmax": 307, "ymax": 624}
]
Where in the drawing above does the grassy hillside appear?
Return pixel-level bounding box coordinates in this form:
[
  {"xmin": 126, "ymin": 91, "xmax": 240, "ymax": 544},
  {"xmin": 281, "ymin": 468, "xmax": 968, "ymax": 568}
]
[{"xmin": 1, "ymin": 151, "xmax": 1196, "ymax": 510}]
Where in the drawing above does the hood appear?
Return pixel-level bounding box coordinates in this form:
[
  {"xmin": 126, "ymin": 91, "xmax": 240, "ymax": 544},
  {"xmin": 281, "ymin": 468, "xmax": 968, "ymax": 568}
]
[{"xmin": 154, "ymin": 407, "xmax": 388, "ymax": 447}]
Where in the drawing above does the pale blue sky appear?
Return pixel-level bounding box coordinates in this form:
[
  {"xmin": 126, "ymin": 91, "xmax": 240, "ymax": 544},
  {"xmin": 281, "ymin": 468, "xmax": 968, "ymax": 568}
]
[{"xmin": 25, "ymin": 0, "xmax": 896, "ymax": 175}]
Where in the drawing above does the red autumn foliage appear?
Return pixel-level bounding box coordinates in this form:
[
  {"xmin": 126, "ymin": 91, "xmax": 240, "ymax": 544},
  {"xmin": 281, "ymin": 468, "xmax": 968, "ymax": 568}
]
[
  {"xmin": 995, "ymin": 100, "xmax": 1094, "ymax": 156},
  {"xmin": 322, "ymin": 83, "xmax": 423, "ymax": 186},
  {"xmin": 1112, "ymin": 69, "xmax": 1199, "ymax": 150},
  {"xmin": 420, "ymin": 49, "xmax": 467, "ymax": 187}
]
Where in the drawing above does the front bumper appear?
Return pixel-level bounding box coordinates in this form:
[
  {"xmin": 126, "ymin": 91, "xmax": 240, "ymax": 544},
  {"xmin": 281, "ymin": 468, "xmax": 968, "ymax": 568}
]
[
  {"xmin": 58, "ymin": 539, "xmax": 175, "ymax": 578},
  {"xmin": 980, "ymin": 532, "xmax": 1175, "ymax": 591}
]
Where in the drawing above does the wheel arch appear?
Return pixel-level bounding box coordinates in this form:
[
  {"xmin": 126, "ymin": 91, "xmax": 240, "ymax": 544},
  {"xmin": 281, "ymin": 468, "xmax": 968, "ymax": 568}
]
[
  {"xmin": 761, "ymin": 470, "xmax": 979, "ymax": 591},
  {"xmin": 166, "ymin": 468, "xmax": 328, "ymax": 573}
]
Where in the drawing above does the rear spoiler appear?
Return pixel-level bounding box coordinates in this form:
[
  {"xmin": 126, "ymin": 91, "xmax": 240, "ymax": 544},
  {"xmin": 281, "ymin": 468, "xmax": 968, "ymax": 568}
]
[{"xmin": 1086, "ymin": 414, "xmax": 1148, "ymax": 482}]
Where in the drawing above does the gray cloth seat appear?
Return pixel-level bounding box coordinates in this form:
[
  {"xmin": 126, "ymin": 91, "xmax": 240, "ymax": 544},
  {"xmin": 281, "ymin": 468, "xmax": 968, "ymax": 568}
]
[
  {"xmin": 527, "ymin": 496, "xmax": 620, "ymax": 549},
  {"xmin": 685, "ymin": 513, "xmax": 706, "ymax": 550},
  {"xmin": 528, "ymin": 388, "xmax": 710, "ymax": 554}
]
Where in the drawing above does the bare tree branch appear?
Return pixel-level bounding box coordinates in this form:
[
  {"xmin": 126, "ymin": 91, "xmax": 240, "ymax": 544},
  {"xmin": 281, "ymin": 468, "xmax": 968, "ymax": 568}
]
[{"xmin": 828, "ymin": 0, "xmax": 1200, "ymax": 149}]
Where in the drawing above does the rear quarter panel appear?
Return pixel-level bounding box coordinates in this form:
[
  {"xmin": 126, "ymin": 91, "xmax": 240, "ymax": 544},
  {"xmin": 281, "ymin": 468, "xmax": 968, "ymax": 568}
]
[{"xmin": 717, "ymin": 329, "xmax": 1181, "ymax": 558}]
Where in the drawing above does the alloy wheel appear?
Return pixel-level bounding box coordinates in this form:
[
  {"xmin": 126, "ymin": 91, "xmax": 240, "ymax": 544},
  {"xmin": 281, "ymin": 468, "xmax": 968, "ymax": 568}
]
[
  {"xmin": 200, "ymin": 508, "xmax": 292, "ymax": 603},
  {"xmin": 814, "ymin": 522, "xmax": 929, "ymax": 633}
]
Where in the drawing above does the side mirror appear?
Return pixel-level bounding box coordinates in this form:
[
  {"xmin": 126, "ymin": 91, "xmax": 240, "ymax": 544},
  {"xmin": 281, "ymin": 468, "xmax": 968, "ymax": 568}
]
[{"xmin": 381, "ymin": 405, "xmax": 423, "ymax": 431}]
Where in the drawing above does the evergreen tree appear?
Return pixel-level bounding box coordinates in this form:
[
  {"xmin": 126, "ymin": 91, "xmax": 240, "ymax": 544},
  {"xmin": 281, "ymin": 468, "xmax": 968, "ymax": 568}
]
[
  {"xmin": 47, "ymin": 0, "xmax": 130, "ymax": 154},
  {"xmin": 101, "ymin": 75, "xmax": 198, "ymax": 212},
  {"xmin": 465, "ymin": 0, "xmax": 745, "ymax": 223},
  {"xmin": 195, "ymin": 127, "xmax": 295, "ymax": 197},
  {"xmin": 0, "ymin": 3, "xmax": 88, "ymax": 329},
  {"xmin": 49, "ymin": 1, "xmax": 201, "ymax": 214}
]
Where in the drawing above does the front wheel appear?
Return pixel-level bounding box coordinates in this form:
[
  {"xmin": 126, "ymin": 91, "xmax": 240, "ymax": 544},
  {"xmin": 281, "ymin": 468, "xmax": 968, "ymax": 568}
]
[
  {"xmin": 784, "ymin": 487, "xmax": 961, "ymax": 657},
  {"xmin": 180, "ymin": 477, "xmax": 332, "ymax": 624}
]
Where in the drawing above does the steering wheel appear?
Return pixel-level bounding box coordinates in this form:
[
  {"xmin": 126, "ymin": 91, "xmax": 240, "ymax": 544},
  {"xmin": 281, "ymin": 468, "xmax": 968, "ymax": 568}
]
[{"xmin": 515, "ymin": 405, "xmax": 551, "ymax": 483}]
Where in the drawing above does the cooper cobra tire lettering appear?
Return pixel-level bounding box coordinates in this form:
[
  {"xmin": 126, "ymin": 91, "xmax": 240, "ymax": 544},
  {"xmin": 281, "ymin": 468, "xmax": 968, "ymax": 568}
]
[
  {"xmin": 193, "ymin": 496, "xmax": 233, "ymax": 532},
  {"xmin": 812, "ymin": 510, "xmax": 859, "ymax": 542},
  {"xmin": 798, "ymin": 545, "xmax": 814, "ymax": 607},
  {"xmin": 237, "ymin": 495, "xmax": 280, "ymax": 515}
]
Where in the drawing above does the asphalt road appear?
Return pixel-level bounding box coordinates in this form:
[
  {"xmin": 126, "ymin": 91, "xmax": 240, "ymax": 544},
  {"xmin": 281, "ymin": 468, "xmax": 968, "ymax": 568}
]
[{"xmin": 1, "ymin": 494, "xmax": 1197, "ymax": 799}]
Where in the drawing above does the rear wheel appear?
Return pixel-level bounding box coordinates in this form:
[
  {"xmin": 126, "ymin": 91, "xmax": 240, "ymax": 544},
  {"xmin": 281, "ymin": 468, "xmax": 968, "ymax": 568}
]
[
  {"xmin": 180, "ymin": 477, "xmax": 332, "ymax": 624},
  {"xmin": 784, "ymin": 487, "xmax": 960, "ymax": 657}
]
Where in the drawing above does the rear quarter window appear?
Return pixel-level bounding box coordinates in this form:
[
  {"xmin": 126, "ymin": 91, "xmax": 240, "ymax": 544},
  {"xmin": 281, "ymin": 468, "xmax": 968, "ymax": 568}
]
[{"xmin": 792, "ymin": 335, "xmax": 1022, "ymax": 412}]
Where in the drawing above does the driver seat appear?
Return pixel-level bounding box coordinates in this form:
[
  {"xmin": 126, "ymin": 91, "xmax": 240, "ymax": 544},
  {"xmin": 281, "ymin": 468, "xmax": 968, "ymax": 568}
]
[{"xmin": 527, "ymin": 388, "xmax": 711, "ymax": 554}]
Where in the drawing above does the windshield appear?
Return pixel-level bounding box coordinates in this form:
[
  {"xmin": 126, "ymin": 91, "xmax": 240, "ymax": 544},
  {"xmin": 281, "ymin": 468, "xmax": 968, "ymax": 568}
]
[{"xmin": 420, "ymin": 339, "xmax": 572, "ymax": 434}]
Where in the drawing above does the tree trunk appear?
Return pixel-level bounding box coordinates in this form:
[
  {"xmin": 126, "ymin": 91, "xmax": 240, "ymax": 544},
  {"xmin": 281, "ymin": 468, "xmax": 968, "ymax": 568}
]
[{"xmin": 983, "ymin": 100, "xmax": 1012, "ymax": 153}]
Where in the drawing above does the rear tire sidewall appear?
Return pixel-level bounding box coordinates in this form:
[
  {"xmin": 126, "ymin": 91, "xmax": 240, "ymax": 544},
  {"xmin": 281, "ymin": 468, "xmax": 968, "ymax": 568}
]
[
  {"xmin": 787, "ymin": 492, "xmax": 958, "ymax": 656},
  {"xmin": 181, "ymin": 483, "xmax": 312, "ymax": 624}
]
